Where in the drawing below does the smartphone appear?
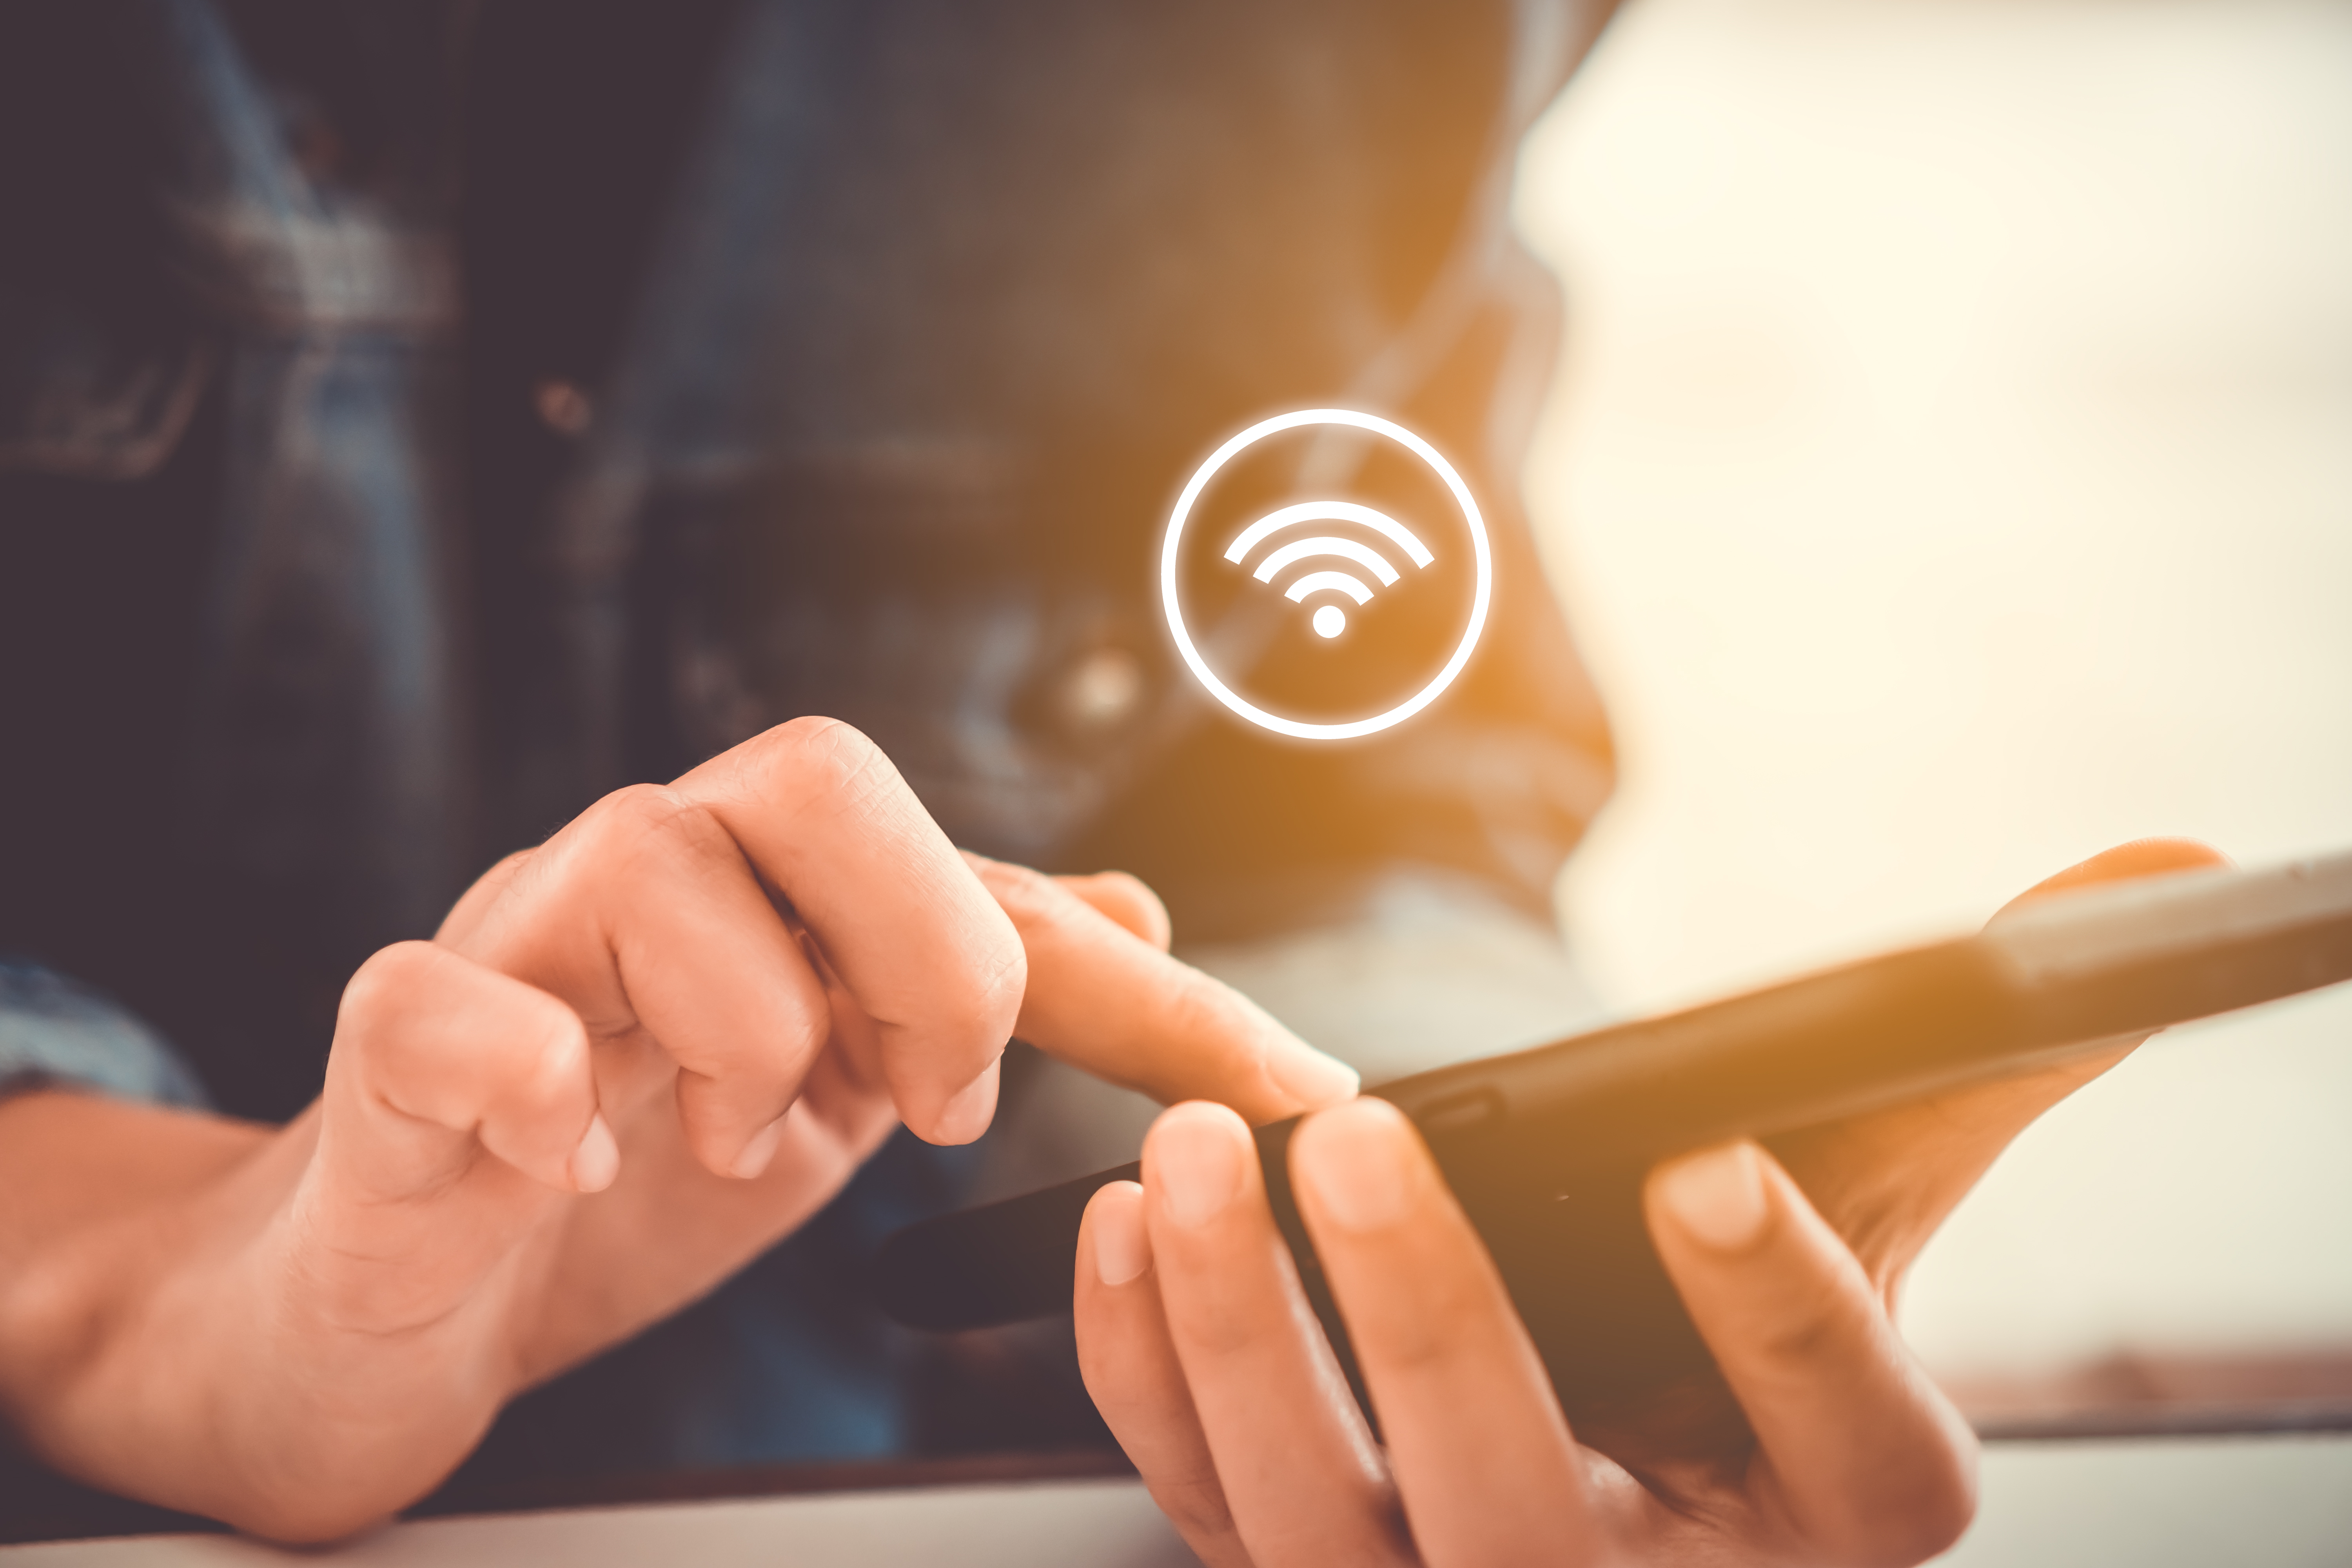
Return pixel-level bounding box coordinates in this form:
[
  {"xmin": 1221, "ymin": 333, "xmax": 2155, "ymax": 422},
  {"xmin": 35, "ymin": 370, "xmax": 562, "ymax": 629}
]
[{"xmin": 871, "ymin": 851, "xmax": 2352, "ymax": 1423}]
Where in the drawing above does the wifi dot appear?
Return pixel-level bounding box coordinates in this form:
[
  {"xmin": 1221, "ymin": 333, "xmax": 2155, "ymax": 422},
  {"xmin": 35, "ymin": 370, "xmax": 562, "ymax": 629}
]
[{"xmin": 1311, "ymin": 604, "xmax": 1347, "ymax": 639}]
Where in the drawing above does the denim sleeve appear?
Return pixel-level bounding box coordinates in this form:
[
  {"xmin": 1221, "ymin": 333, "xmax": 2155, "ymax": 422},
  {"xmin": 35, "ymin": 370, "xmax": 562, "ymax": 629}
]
[{"xmin": 0, "ymin": 958, "xmax": 210, "ymax": 1110}]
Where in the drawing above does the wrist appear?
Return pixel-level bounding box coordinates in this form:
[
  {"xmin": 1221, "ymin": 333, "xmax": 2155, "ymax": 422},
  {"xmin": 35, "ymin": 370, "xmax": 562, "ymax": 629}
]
[{"xmin": 0, "ymin": 1095, "xmax": 495, "ymax": 1540}]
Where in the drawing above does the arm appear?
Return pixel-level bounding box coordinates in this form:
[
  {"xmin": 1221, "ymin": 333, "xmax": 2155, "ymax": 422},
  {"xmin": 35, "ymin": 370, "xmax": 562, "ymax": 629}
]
[{"xmin": 0, "ymin": 717, "xmax": 1356, "ymax": 1542}]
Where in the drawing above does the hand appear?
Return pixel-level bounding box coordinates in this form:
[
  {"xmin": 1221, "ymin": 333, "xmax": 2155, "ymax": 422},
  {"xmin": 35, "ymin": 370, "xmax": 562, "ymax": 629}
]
[
  {"xmin": 0, "ymin": 719, "xmax": 1356, "ymax": 1541},
  {"xmin": 1073, "ymin": 839, "xmax": 2223, "ymax": 1566}
]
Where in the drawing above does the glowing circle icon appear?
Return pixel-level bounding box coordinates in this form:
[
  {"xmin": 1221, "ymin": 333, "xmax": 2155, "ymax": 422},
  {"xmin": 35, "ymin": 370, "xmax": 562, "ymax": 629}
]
[{"xmin": 1159, "ymin": 409, "xmax": 1492, "ymax": 741}]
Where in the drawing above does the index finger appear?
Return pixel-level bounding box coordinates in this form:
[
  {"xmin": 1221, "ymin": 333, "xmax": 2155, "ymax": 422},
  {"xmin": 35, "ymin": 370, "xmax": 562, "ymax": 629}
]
[
  {"xmin": 965, "ymin": 854, "xmax": 1358, "ymax": 1123},
  {"xmin": 674, "ymin": 718, "xmax": 1025, "ymax": 1143},
  {"xmin": 1290, "ymin": 1098, "xmax": 1603, "ymax": 1563}
]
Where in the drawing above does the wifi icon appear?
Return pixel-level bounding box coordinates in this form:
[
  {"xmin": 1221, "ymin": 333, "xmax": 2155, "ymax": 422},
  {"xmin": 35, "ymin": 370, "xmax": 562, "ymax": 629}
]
[
  {"xmin": 1160, "ymin": 407, "xmax": 1492, "ymax": 742},
  {"xmin": 1223, "ymin": 501, "xmax": 1435, "ymax": 640}
]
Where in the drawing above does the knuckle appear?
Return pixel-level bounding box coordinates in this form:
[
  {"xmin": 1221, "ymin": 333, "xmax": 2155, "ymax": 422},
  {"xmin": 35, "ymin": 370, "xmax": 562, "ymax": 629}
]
[
  {"xmin": 1755, "ymin": 1302, "xmax": 1848, "ymax": 1373},
  {"xmin": 1160, "ymin": 967, "xmax": 1238, "ymax": 1054},
  {"xmin": 974, "ymin": 938, "xmax": 1029, "ymax": 1037},
  {"xmin": 1748, "ymin": 1256, "xmax": 1878, "ymax": 1373},
  {"xmin": 980, "ymin": 858, "xmax": 1060, "ymax": 922},
  {"xmin": 1150, "ymin": 1470, "xmax": 1238, "ymax": 1544},
  {"xmin": 1367, "ymin": 1273, "xmax": 1494, "ymax": 1372},
  {"xmin": 336, "ymin": 940, "xmax": 452, "ymax": 1040},
  {"xmin": 952, "ymin": 873, "xmax": 1034, "ymax": 1022},
  {"xmin": 1863, "ymin": 1436, "xmax": 1979, "ymax": 1566},
  {"xmin": 0, "ymin": 1242, "xmax": 114, "ymax": 1399},
  {"xmin": 332, "ymin": 943, "xmax": 476, "ymax": 1118},
  {"xmin": 335, "ymin": 943, "xmax": 583, "ymax": 1114},
  {"xmin": 461, "ymin": 847, "xmax": 537, "ymax": 893},
  {"xmin": 773, "ymin": 715, "xmax": 899, "ymax": 816},
  {"xmin": 228, "ymin": 1488, "xmax": 387, "ymax": 1548},
  {"xmin": 509, "ymin": 999, "xmax": 593, "ymax": 1109},
  {"xmin": 477, "ymin": 846, "xmax": 538, "ymax": 891},
  {"xmin": 1092, "ymin": 870, "xmax": 1172, "ymax": 948},
  {"xmin": 1892, "ymin": 1508, "xmax": 1974, "ymax": 1566},
  {"xmin": 1922, "ymin": 1475, "xmax": 1980, "ymax": 1559},
  {"xmin": 1177, "ymin": 1300, "xmax": 1268, "ymax": 1360},
  {"xmin": 588, "ymin": 784, "xmax": 737, "ymax": 876},
  {"xmin": 590, "ymin": 780, "xmax": 691, "ymax": 838},
  {"xmin": 1840, "ymin": 1481, "xmax": 1977, "ymax": 1568},
  {"xmin": 690, "ymin": 716, "xmax": 925, "ymax": 843},
  {"xmin": 789, "ymin": 712, "xmax": 881, "ymax": 774}
]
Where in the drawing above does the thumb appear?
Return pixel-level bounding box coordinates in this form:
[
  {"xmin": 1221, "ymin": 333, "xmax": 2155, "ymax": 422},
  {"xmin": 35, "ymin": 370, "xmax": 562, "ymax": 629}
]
[
  {"xmin": 1770, "ymin": 836, "xmax": 2234, "ymax": 1290},
  {"xmin": 301, "ymin": 942, "xmax": 611, "ymax": 1338}
]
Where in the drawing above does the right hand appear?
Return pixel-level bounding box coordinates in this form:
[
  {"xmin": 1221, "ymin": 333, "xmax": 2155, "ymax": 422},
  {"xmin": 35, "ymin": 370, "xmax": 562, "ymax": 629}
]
[
  {"xmin": 0, "ymin": 717, "xmax": 1356, "ymax": 1540},
  {"xmin": 1073, "ymin": 841, "xmax": 2225, "ymax": 1567},
  {"xmin": 1077, "ymin": 1101, "xmax": 1976, "ymax": 1568}
]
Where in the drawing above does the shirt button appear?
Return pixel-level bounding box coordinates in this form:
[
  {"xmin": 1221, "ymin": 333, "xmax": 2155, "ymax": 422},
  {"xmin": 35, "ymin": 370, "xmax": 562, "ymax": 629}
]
[
  {"xmin": 534, "ymin": 378, "xmax": 594, "ymax": 437},
  {"xmin": 1059, "ymin": 646, "xmax": 1146, "ymax": 733}
]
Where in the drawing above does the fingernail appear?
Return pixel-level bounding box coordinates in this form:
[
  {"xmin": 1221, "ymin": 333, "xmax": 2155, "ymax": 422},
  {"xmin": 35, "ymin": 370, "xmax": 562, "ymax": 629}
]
[
  {"xmin": 1655, "ymin": 1142, "xmax": 1770, "ymax": 1250},
  {"xmin": 1093, "ymin": 1182, "xmax": 1151, "ymax": 1287},
  {"xmin": 931, "ymin": 1055, "xmax": 1002, "ymax": 1145},
  {"xmin": 730, "ymin": 1112, "xmax": 788, "ymax": 1180},
  {"xmin": 569, "ymin": 1112, "xmax": 620, "ymax": 1193},
  {"xmin": 1265, "ymin": 1039, "xmax": 1361, "ymax": 1111},
  {"xmin": 1153, "ymin": 1105, "xmax": 1249, "ymax": 1229},
  {"xmin": 1296, "ymin": 1099, "xmax": 1416, "ymax": 1232}
]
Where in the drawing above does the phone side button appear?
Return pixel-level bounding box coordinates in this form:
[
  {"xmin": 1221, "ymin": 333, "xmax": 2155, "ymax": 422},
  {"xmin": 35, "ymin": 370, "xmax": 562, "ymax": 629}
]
[{"xmin": 1414, "ymin": 1087, "xmax": 1505, "ymax": 1137}]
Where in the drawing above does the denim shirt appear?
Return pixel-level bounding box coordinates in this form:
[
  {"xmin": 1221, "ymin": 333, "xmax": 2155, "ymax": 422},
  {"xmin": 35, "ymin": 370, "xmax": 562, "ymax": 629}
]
[
  {"xmin": 0, "ymin": 0, "xmax": 1618, "ymax": 1487},
  {"xmin": 0, "ymin": 960, "xmax": 209, "ymax": 1110}
]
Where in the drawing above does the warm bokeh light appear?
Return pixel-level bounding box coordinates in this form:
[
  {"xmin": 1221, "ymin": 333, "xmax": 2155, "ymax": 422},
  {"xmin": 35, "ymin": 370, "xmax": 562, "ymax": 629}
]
[{"xmin": 1515, "ymin": 0, "xmax": 2352, "ymax": 1379}]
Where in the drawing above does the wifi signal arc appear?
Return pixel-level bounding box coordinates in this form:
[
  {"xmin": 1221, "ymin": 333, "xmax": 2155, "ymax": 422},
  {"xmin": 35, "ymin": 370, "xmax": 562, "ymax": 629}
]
[
  {"xmin": 1221, "ymin": 501, "xmax": 1435, "ymax": 569},
  {"xmin": 1250, "ymin": 535, "xmax": 1400, "ymax": 586},
  {"xmin": 1221, "ymin": 501, "xmax": 1434, "ymax": 627}
]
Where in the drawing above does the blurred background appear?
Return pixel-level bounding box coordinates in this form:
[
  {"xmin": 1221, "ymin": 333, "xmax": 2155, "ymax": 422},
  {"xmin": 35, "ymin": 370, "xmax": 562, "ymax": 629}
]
[{"xmin": 1514, "ymin": 0, "xmax": 2352, "ymax": 1410}]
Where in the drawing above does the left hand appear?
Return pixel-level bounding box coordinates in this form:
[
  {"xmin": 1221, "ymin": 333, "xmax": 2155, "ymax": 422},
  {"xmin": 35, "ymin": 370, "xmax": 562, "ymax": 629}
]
[
  {"xmin": 1073, "ymin": 839, "xmax": 2224, "ymax": 1567},
  {"xmin": 0, "ymin": 720, "xmax": 1358, "ymax": 1541}
]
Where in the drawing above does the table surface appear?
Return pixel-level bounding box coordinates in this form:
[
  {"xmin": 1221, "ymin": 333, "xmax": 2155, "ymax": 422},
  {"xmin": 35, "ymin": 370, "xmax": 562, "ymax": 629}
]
[
  {"xmin": 5, "ymin": 1436, "xmax": 2350, "ymax": 1567},
  {"xmin": 0, "ymin": 1476, "xmax": 1194, "ymax": 1568}
]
